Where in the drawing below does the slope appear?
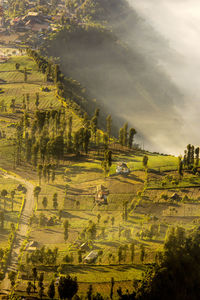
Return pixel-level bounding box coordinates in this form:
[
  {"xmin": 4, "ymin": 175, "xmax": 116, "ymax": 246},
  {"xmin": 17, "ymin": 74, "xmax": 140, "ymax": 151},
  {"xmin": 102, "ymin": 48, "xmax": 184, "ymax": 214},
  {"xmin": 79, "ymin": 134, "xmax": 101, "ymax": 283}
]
[{"xmin": 43, "ymin": 0, "xmax": 184, "ymax": 154}]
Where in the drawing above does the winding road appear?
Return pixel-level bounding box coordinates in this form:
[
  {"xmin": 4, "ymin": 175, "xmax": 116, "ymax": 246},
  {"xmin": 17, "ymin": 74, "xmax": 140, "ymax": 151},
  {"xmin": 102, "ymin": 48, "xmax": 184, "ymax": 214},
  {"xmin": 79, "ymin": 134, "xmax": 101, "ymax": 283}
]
[{"xmin": 0, "ymin": 171, "xmax": 35, "ymax": 293}]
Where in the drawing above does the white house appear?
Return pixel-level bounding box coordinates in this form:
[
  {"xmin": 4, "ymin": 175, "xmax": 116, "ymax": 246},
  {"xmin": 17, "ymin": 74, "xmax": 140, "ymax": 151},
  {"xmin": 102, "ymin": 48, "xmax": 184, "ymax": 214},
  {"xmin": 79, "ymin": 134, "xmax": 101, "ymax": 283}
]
[
  {"xmin": 116, "ymin": 163, "xmax": 130, "ymax": 175},
  {"xmin": 83, "ymin": 251, "xmax": 98, "ymax": 263}
]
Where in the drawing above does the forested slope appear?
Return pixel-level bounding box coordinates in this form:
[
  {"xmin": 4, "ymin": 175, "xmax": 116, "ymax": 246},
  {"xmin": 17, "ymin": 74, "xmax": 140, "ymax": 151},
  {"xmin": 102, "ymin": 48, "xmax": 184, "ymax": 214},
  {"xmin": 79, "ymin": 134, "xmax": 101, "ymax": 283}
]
[{"xmin": 43, "ymin": 0, "xmax": 184, "ymax": 153}]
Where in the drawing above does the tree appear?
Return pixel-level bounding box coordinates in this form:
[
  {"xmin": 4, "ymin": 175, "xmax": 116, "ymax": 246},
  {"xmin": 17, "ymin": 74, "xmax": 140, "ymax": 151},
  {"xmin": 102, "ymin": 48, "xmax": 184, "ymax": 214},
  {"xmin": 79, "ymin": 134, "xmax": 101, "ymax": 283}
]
[
  {"xmin": 10, "ymin": 190, "xmax": 15, "ymax": 212},
  {"xmin": 24, "ymin": 67, "xmax": 28, "ymax": 82},
  {"xmin": 1, "ymin": 189, "xmax": 8, "ymax": 211},
  {"xmin": 83, "ymin": 128, "xmax": 91, "ymax": 154},
  {"xmin": 135, "ymin": 229, "xmax": 200, "ymax": 300},
  {"xmin": 34, "ymin": 186, "xmax": 41, "ymax": 205},
  {"xmin": 140, "ymin": 244, "xmax": 145, "ymax": 263},
  {"xmin": 10, "ymin": 99, "xmax": 16, "ymax": 113},
  {"xmin": 143, "ymin": 155, "xmax": 148, "ymax": 169},
  {"xmin": 178, "ymin": 156, "xmax": 183, "ymax": 178},
  {"xmin": 48, "ymin": 280, "xmax": 55, "ymax": 299},
  {"xmin": 67, "ymin": 116, "xmax": 73, "ymax": 152},
  {"xmin": 57, "ymin": 209, "xmax": 62, "ymax": 221},
  {"xmin": 106, "ymin": 115, "xmax": 112, "ymax": 141},
  {"xmin": 130, "ymin": 243, "xmax": 135, "ymax": 264},
  {"xmin": 38, "ymin": 273, "xmax": 44, "ymax": 299},
  {"xmin": 195, "ymin": 147, "xmax": 200, "ymax": 166},
  {"xmin": 37, "ymin": 164, "xmax": 43, "ymax": 185},
  {"xmin": 0, "ymin": 211, "xmax": 4, "ymax": 228},
  {"xmin": 101, "ymin": 150, "xmax": 112, "ymax": 177},
  {"xmin": 110, "ymin": 277, "xmax": 115, "ymax": 299},
  {"xmin": 42, "ymin": 196, "xmax": 48, "ymax": 209},
  {"xmin": 8, "ymin": 271, "xmax": 16, "ymax": 287},
  {"xmin": 52, "ymin": 170, "xmax": 56, "ymax": 183},
  {"xmin": 78, "ymin": 250, "xmax": 82, "ymax": 263},
  {"xmin": 123, "ymin": 123, "xmax": 128, "ymax": 146},
  {"xmin": 64, "ymin": 220, "xmax": 69, "ymax": 242},
  {"xmin": 87, "ymin": 284, "xmax": 93, "ymax": 300},
  {"xmin": 15, "ymin": 63, "xmax": 20, "ymax": 70},
  {"xmin": 58, "ymin": 275, "xmax": 78, "ymax": 300},
  {"xmin": 118, "ymin": 246, "xmax": 123, "ymax": 264},
  {"xmin": 123, "ymin": 201, "xmax": 128, "ymax": 221},
  {"xmin": 91, "ymin": 116, "xmax": 98, "ymax": 141},
  {"xmin": 111, "ymin": 216, "xmax": 115, "ymax": 226},
  {"xmin": 26, "ymin": 281, "xmax": 32, "ymax": 295},
  {"xmin": 97, "ymin": 213, "xmax": 101, "ymax": 224},
  {"xmin": 87, "ymin": 222, "xmax": 97, "ymax": 240},
  {"xmin": 32, "ymin": 267, "xmax": 37, "ymax": 292},
  {"xmin": 53, "ymin": 193, "xmax": 58, "ymax": 210},
  {"xmin": 119, "ymin": 127, "xmax": 124, "ymax": 146},
  {"xmin": 128, "ymin": 128, "xmax": 137, "ymax": 149},
  {"xmin": 35, "ymin": 92, "xmax": 40, "ymax": 109}
]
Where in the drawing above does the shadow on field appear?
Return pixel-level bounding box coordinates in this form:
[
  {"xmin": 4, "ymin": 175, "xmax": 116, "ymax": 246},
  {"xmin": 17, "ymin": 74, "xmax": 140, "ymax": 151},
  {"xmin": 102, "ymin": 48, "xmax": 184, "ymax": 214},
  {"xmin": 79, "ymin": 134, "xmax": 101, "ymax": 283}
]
[
  {"xmin": 69, "ymin": 166, "xmax": 102, "ymax": 174},
  {"xmin": 61, "ymin": 211, "xmax": 88, "ymax": 220},
  {"xmin": 0, "ymin": 229, "xmax": 9, "ymax": 240},
  {"xmin": 59, "ymin": 264, "xmax": 145, "ymax": 275},
  {"xmin": 98, "ymin": 241, "xmax": 120, "ymax": 248}
]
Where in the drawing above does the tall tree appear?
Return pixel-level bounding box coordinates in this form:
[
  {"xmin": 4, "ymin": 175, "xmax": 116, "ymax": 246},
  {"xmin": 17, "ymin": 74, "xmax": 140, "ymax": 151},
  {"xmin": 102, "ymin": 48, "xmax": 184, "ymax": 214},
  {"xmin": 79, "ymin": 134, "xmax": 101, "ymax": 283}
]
[
  {"xmin": 119, "ymin": 127, "xmax": 124, "ymax": 146},
  {"xmin": 130, "ymin": 243, "xmax": 135, "ymax": 264},
  {"xmin": 195, "ymin": 147, "xmax": 200, "ymax": 166},
  {"xmin": 106, "ymin": 115, "xmax": 112, "ymax": 141},
  {"xmin": 11, "ymin": 190, "xmax": 15, "ymax": 212},
  {"xmin": 48, "ymin": 280, "xmax": 55, "ymax": 300},
  {"xmin": 143, "ymin": 155, "xmax": 148, "ymax": 169},
  {"xmin": 178, "ymin": 156, "xmax": 183, "ymax": 178},
  {"xmin": 53, "ymin": 193, "xmax": 58, "ymax": 210},
  {"xmin": 123, "ymin": 123, "xmax": 128, "ymax": 146},
  {"xmin": 32, "ymin": 267, "xmax": 37, "ymax": 292},
  {"xmin": 110, "ymin": 277, "xmax": 115, "ymax": 299},
  {"xmin": 128, "ymin": 128, "xmax": 137, "ymax": 149},
  {"xmin": 34, "ymin": 186, "xmax": 41, "ymax": 205}
]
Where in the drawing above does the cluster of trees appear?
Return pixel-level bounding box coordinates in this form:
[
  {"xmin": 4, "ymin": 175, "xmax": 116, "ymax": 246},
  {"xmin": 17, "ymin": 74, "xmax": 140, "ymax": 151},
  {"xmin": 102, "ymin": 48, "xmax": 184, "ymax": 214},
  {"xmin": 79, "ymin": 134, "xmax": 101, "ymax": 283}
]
[
  {"xmin": 79, "ymin": 220, "xmax": 97, "ymax": 241},
  {"xmin": 183, "ymin": 144, "xmax": 200, "ymax": 169},
  {"xmin": 26, "ymin": 247, "xmax": 58, "ymax": 265},
  {"xmin": 177, "ymin": 144, "xmax": 200, "ymax": 178},
  {"xmin": 26, "ymin": 271, "xmax": 78, "ymax": 300},
  {"xmin": 14, "ymin": 102, "xmax": 117, "ymax": 178},
  {"xmin": 134, "ymin": 227, "xmax": 200, "ymax": 300},
  {"xmin": 119, "ymin": 123, "xmax": 137, "ymax": 148}
]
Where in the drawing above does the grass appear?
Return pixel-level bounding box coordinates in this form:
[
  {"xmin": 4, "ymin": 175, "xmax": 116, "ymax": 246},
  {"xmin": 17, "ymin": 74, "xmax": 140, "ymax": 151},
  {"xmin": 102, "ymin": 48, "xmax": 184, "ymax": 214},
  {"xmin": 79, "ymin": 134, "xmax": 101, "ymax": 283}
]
[
  {"xmin": 1, "ymin": 51, "xmax": 200, "ymax": 297},
  {"xmin": 0, "ymin": 175, "xmax": 24, "ymax": 251}
]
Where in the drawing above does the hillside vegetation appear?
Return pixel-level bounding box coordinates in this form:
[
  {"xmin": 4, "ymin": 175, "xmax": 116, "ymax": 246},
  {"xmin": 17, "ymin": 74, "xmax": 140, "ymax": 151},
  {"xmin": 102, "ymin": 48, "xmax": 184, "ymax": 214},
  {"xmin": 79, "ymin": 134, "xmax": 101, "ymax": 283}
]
[{"xmin": 43, "ymin": 0, "xmax": 184, "ymax": 152}]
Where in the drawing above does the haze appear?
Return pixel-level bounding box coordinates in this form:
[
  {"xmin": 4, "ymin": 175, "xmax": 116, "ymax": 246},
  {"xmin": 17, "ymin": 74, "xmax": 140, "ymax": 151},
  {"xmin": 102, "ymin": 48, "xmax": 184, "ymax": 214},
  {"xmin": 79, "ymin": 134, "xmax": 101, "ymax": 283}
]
[{"xmin": 129, "ymin": 0, "xmax": 200, "ymax": 154}]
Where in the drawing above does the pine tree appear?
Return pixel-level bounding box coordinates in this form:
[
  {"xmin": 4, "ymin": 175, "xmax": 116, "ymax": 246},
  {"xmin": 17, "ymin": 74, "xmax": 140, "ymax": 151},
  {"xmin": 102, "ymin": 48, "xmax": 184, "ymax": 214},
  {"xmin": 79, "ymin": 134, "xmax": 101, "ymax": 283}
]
[
  {"xmin": 48, "ymin": 280, "xmax": 55, "ymax": 299},
  {"xmin": 195, "ymin": 147, "xmax": 200, "ymax": 166},
  {"xmin": 119, "ymin": 127, "xmax": 124, "ymax": 146},
  {"xmin": 35, "ymin": 92, "xmax": 39, "ymax": 109},
  {"xmin": 128, "ymin": 128, "xmax": 136, "ymax": 149},
  {"xmin": 123, "ymin": 123, "xmax": 128, "ymax": 146},
  {"xmin": 106, "ymin": 115, "xmax": 112, "ymax": 141},
  {"xmin": 130, "ymin": 243, "xmax": 135, "ymax": 264}
]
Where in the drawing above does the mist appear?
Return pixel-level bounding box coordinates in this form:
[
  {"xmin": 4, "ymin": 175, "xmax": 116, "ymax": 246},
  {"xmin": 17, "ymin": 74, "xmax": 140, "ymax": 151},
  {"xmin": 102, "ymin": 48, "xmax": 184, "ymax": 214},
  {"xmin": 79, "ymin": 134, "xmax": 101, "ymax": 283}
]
[
  {"xmin": 45, "ymin": 0, "xmax": 200, "ymax": 155},
  {"xmin": 128, "ymin": 0, "xmax": 200, "ymax": 153}
]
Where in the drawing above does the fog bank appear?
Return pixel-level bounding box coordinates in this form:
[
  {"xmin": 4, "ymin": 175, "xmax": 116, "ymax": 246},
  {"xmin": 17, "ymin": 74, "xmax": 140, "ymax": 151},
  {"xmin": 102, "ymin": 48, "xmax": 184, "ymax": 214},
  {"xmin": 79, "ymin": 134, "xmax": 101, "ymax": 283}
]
[{"xmin": 129, "ymin": 0, "xmax": 200, "ymax": 153}]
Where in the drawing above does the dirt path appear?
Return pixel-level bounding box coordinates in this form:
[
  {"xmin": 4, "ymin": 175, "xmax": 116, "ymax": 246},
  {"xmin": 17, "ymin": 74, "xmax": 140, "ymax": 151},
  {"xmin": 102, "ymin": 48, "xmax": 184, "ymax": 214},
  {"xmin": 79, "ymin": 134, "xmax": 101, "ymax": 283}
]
[{"xmin": 0, "ymin": 172, "xmax": 35, "ymax": 293}]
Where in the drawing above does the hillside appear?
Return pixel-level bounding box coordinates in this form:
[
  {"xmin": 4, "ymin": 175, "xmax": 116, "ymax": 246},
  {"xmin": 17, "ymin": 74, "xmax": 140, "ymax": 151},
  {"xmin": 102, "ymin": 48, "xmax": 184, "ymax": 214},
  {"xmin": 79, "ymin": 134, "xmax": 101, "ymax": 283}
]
[
  {"xmin": 43, "ymin": 0, "xmax": 184, "ymax": 154},
  {"xmin": 0, "ymin": 47, "xmax": 182, "ymax": 297},
  {"xmin": 1, "ymin": 48, "xmax": 200, "ymax": 300}
]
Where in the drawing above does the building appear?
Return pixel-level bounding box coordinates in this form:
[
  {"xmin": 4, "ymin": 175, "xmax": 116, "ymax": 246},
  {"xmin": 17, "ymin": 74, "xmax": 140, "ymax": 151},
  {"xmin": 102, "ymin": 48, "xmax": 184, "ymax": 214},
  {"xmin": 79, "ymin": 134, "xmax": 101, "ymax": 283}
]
[
  {"xmin": 116, "ymin": 163, "xmax": 130, "ymax": 175},
  {"xmin": 95, "ymin": 185, "xmax": 109, "ymax": 205},
  {"xmin": 83, "ymin": 251, "xmax": 98, "ymax": 264},
  {"xmin": 26, "ymin": 241, "xmax": 39, "ymax": 252}
]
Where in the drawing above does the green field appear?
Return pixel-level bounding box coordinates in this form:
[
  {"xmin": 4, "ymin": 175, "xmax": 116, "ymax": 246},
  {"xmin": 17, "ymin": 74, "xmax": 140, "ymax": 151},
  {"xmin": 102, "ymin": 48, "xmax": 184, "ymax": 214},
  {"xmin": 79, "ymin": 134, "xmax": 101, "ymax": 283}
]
[{"xmin": 1, "ymin": 52, "xmax": 200, "ymax": 299}]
